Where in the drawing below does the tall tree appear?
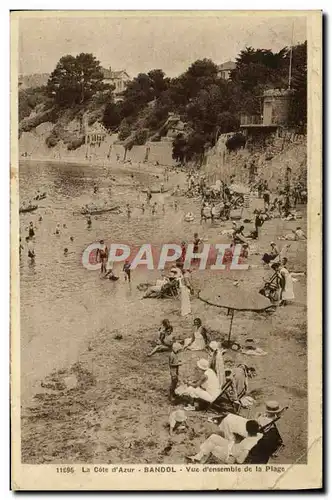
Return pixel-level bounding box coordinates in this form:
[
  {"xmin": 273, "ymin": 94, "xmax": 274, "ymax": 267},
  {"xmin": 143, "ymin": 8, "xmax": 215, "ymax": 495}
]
[
  {"xmin": 288, "ymin": 41, "xmax": 307, "ymax": 130},
  {"xmin": 47, "ymin": 53, "xmax": 106, "ymax": 107}
]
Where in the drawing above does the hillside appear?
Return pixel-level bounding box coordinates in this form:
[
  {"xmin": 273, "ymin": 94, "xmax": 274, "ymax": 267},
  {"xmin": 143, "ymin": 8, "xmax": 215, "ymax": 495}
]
[{"xmin": 18, "ymin": 43, "xmax": 307, "ymax": 168}]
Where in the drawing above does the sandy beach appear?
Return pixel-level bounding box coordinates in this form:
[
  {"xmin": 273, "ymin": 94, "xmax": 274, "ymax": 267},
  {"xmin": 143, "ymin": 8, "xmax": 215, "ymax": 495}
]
[{"xmin": 19, "ymin": 158, "xmax": 307, "ymax": 465}]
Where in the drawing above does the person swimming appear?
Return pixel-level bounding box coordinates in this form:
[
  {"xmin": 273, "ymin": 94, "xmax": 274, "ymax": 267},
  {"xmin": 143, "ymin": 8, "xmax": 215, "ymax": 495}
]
[
  {"xmin": 28, "ymin": 221, "xmax": 35, "ymax": 238},
  {"xmin": 126, "ymin": 204, "xmax": 132, "ymax": 219},
  {"xmin": 26, "ymin": 236, "xmax": 35, "ymax": 260}
]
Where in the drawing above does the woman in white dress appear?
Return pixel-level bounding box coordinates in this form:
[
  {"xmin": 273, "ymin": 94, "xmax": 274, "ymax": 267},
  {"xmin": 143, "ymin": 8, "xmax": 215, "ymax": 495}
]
[
  {"xmin": 184, "ymin": 318, "xmax": 209, "ymax": 350},
  {"xmin": 178, "ymin": 275, "xmax": 191, "ymax": 316},
  {"xmin": 209, "ymin": 341, "xmax": 226, "ymax": 390},
  {"xmin": 280, "ymin": 257, "xmax": 295, "ymax": 304}
]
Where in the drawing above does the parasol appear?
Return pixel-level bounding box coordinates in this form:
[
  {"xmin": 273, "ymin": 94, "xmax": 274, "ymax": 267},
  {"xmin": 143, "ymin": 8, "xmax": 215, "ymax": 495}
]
[{"xmin": 198, "ymin": 285, "xmax": 272, "ymax": 347}]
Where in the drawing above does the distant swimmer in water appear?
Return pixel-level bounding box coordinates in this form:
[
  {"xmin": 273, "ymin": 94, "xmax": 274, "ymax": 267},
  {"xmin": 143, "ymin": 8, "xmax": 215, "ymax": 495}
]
[
  {"xmin": 70, "ymin": 236, "xmax": 74, "ymax": 242},
  {"xmin": 28, "ymin": 221, "xmax": 35, "ymax": 238},
  {"xmin": 152, "ymin": 202, "xmax": 157, "ymax": 215},
  {"xmin": 55, "ymin": 223, "xmax": 60, "ymax": 235},
  {"xmin": 141, "ymin": 203, "xmax": 145, "ymax": 214},
  {"xmin": 63, "ymin": 223, "xmax": 67, "ymax": 229},
  {"xmin": 146, "ymin": 189, "xmax": 152, "ymax": 205},
  {"xmin": 38, "ymin": 216, "xmax": 43, "ymax": 222},
  {"xmin": 126, "ymin": 204, "xmax": 132, "ymax": 219},
  {"xmin": 26, "ymin": 236, "xmax": 35, "ymax": 261},
  {"xmin": 123, "ymin": 260, "xmax": 131, "ymax": 283}
]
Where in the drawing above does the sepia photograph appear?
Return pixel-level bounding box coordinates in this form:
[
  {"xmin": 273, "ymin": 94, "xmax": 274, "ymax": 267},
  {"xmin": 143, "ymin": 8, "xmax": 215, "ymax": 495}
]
[{"xmin": 11, "ymin": 10, "xmax": 322, "ymax": 490}]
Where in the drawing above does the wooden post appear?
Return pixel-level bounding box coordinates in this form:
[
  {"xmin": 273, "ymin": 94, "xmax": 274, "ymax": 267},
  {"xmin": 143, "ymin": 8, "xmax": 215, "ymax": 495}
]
[{"xmin": 227, "ymin": 309, "xmax": 235, "ymax": 345}]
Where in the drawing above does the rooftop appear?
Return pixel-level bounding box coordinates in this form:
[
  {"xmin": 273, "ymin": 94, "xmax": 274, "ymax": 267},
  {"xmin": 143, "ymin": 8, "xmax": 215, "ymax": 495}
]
[
  {"xmin": 217, "ymin": 60, "xmax": 236, "ymax": 71},
  {"xmin": 102, "ymin": 68, "xmax": 130, "ymax": 80}
]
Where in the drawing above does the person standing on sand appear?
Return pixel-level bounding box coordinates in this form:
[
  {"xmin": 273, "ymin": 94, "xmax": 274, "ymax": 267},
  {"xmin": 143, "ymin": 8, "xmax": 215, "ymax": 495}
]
[
  {"xmin": 123, "ymin": 260, "xmax": 131, "ymax": 283},
  {"xmin": 86, "ymin": 215, "xmax": 92, "ymax": 228},
  {"xmin": 141, "ymin": 203, "xmax": 145, "ymax": 214},
  {"xmin": 169, "ymin": 342, "xmax": 183, "ymax": 402},
  {"xmin": 126, "ymin": 204, "xmax": 132, "ymax": 219},
  {"xmin": 193, "ymin": 232, "xmax": 202, "ymax": 254},
  {"xmin": 151, "ymin": 202, "xmax": 157, "ymax": 215},
  {"xmin": 178, "ymin": 273, "xmax": 191, "ymax": 316},
  {"xmin": 280, "ymin": 257, "xmax": 295, "ymax": 305},
  {"xmin": 96, "ymin": 240, "xmax": 108, "ymax": 275}
]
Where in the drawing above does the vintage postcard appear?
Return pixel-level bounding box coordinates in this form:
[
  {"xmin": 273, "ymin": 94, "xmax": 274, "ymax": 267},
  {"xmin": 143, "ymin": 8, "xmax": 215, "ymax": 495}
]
[{"xmin": 11, "ymin": 10, "xmax": 322, "ymax": 490}]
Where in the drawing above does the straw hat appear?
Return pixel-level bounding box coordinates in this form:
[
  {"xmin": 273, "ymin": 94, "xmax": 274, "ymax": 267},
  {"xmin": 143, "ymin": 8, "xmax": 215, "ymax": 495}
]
[
  {"xmin": 170, "ymin": 409, "xmax": 187, "ymax": 424},
  {"xmin": 197, "ymin": 358, "xmax": 209, "ymax": 371},
  {"xmin": 265, "ymin": 400, "xmax": 282, "ymax": 414}
]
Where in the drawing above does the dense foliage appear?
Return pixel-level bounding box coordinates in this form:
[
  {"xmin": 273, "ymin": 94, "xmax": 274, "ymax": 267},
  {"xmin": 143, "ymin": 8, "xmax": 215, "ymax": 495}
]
[
  {"xmin": 20, "ymin": 43, "xmax": 307, "ymax": 157},
  {"xmin": 46, "ymin": 53, "xmax": 108, "ymax": 107}
]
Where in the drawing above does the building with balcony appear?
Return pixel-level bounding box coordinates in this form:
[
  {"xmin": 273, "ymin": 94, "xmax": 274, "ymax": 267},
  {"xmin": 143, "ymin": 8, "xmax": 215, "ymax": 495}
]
[{"xmin": 240, "ymin": 89, "xmax": 294, "ymax": 138}]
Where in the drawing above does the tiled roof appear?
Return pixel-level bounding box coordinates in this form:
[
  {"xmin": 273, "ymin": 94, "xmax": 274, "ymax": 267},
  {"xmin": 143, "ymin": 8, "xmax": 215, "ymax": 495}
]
[
  {"xmin": 218, "ymin": 60, "xmax": 236, "ymax": 71},
  {"xmin": 102, "ymin": 68, "xmax": 130, "ymax": 80}
]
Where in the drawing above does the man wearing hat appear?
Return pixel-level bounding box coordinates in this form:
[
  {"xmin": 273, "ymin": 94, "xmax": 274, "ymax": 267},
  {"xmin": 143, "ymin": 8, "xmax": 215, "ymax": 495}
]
[
  {"xmin": 188, "ymin": 419, "xmax": 262, "ymax": 464},
  {"xmin": 175, "ymin": 358, "xmax": 220, "ymax": 403},
  {"xmin": 256, "ymin": 401, "xmax": 283, "ymax": 428}
]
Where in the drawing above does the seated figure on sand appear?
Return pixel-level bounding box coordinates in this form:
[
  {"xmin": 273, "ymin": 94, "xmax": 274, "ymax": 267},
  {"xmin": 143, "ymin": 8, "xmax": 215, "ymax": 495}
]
[
  {"xmin": 184, "ymin": 318, "xmax": 209, "ymax": 351},
  {"xmin": 187, "ymin": 419, "xmax": 262, "ymax": 464},
  {"xmin": 175, "ymin": 358, "xmax": 220, "ymax": 403},
  {"xmin": 148, "ymin": 319, "xmax": 175, "ymax": 356}
]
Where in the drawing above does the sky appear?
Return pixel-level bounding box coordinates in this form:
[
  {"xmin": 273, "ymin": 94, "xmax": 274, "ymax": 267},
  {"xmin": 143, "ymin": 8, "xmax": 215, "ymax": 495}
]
[{"xmin": 18, "ymin": 13, "xmax": 307, "ymax": 78}]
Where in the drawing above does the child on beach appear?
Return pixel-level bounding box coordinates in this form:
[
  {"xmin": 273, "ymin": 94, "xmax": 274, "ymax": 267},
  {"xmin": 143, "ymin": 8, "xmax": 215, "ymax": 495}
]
[{"xmin": 169, "ymin": 342, "xmax": 183, "ymax": 402}]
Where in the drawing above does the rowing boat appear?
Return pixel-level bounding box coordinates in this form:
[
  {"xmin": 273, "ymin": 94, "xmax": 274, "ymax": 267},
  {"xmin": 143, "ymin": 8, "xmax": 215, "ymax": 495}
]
[
  {"xmin": 19, "ymin": 205, "xmax": 38, "ymax": 214},
  {"xmin": 81, "ymin": 206, "xmax": 120, "ymax": 215}
]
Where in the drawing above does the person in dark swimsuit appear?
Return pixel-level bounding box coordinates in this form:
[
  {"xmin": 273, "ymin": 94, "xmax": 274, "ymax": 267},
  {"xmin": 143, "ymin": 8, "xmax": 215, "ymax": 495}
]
[
  {"xmin": 123, "ymin": 260, "xmax": 131, "ymax": 282},
  {"xmin": 28, "ymin": 221, "xmax": 35, "ymax": 238}
]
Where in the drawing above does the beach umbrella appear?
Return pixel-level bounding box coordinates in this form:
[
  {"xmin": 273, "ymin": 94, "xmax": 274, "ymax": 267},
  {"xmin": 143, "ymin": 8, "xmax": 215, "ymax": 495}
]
[{"xmin": 199, "ymin": 285, "xmax": 272, "ymax": 347}]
